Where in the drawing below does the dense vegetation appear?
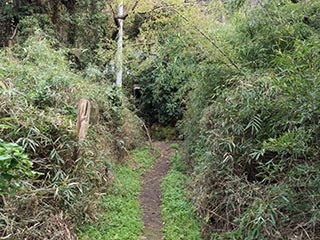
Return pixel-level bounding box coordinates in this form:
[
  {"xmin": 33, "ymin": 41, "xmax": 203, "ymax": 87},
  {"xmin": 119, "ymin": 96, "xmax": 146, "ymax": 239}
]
[
  {"xmin": 182, "ymin": 2, "xmax": 320, "ymax": 239},
  {"xmin": 153, "ymin": 1, "xmax": 320, "ymax": 239},
  {"xmin": 1, "ymin": 0, "xmax": 320, "ymax": 239},
  {"xmin": 0, "ymin": 6, "xmax": 144, "ymax": 237},
  {"xmin": 128, "ymin": 0, "xmax": 320, "ymax": 238}
]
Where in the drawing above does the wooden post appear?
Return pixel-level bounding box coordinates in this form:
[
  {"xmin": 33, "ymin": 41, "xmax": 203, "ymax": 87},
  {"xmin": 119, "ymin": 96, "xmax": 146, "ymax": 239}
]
[{"xmin": 76, "ymin": 99, "xmax": 91, "ymax": 140}]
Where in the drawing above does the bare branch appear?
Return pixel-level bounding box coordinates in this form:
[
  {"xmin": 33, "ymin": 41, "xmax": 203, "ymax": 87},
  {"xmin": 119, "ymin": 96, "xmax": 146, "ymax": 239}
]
[
  {"xmin": 10, "ymin": 27, "xmax": 18, "ymax": 40},
  {"xmin": 131, "ymin": 0, "xmax": 140, "ymax": 12},
  {"xmin": 107, "ymin": 2, "xmax": 117, "ymax": 17}
]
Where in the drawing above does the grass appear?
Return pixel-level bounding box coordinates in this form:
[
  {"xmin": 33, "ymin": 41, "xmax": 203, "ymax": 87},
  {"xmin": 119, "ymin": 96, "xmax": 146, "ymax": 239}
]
[
  {"xmin": 78, "ymin": 147, "xmax": 155, "ymax": 240},
  {"xmin": 79, "ymin": 144, "xmax": 201, "ymax": 240},
  {"xmin": 161, "ymin": 148, "xmax": 202, "ymax": 240}
]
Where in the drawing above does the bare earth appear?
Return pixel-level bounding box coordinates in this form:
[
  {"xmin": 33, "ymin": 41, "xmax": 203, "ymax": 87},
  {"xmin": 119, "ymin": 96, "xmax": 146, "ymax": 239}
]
[{"xmin": 139, "ymin": 142, "xmax": 173, "ymax": 240}]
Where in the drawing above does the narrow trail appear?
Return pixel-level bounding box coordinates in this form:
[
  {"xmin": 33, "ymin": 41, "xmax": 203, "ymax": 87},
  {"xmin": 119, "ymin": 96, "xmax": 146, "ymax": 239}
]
[{"xmin": 139, "ymin": 141, "xmax": 173, "ymax": 240}]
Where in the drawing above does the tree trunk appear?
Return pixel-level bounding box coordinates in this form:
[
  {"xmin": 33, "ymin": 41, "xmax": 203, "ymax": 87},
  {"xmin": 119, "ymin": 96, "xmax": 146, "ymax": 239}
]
[{"xmin": 61, "ymin": 0, "xmax": 77, "ymax": 45}]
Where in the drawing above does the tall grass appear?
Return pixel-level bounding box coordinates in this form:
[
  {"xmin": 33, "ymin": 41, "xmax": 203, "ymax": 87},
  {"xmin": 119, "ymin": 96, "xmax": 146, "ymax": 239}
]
[
  {"xmin": 0, "ymin": 32, "xmax": 145, "ymax": 239},
  {"xmin": 181, "ymin": 0, "xmax": 320, "ymax": 238}
]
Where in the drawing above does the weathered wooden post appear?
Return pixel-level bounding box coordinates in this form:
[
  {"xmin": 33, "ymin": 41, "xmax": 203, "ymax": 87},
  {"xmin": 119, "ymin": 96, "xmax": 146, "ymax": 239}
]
[
  {"xmin": 73, "ymin": 98, "xmax": 99, "ymax": 161},
  {"xmin": 76, "ymin": 99, "xmax": 91, "ymax": 140}
]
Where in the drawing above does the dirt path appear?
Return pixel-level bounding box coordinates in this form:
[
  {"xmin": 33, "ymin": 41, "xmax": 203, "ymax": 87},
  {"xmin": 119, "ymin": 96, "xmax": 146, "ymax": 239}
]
[{"xmin": 139, "ymin": 142, "xmax": 173, "ymax": 240}]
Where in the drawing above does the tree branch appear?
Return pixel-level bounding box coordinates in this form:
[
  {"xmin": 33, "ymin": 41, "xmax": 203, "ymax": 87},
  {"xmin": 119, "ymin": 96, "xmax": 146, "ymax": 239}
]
[
  {"xmin": 108, "ymin": 0, "xmax": 140, "ymax": 27},
  {"xmin": 10, "ymin": 27, "xmax": 18, "ymax": 40}
]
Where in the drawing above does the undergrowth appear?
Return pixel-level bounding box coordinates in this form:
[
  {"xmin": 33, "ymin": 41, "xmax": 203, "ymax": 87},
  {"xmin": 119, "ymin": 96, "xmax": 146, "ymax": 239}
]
[
  {"xmin": 79, "ymin": 147, "xmax": 155, "ymax": 240},
  {"xmin": 161, "ymin": 146, "xmax": 202, "ymax": 240},
  {"xmin": 180, "ymin": 0, "xmax": 320, "ymax": 239},
  {"xmin": 0, "ymin": 31, "xmax": 145, "ymax": 239}
]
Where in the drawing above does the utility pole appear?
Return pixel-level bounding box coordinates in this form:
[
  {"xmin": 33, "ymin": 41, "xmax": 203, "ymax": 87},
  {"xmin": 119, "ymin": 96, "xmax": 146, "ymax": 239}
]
[{"xmin": 116, "ymin": 2, "xmax": 123, "ymax": 87}]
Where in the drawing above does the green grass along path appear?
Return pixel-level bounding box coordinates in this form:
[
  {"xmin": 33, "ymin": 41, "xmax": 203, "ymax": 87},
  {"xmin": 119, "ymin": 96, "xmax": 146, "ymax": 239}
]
[{"xmin": 79, "ymin": 142, "xmax": 201, "ymax": 239}]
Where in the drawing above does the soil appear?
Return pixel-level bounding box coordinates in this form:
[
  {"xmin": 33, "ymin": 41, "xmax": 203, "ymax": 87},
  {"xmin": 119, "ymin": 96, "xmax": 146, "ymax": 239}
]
[{"xmin": 139, "ymin": 141, "xmax": 174, "ymax": 240}]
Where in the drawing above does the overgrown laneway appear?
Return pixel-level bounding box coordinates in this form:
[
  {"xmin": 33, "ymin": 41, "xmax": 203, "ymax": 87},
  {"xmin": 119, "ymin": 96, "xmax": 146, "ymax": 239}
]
[{"xmin": 2, "ymin": 0, "xmax": 320, "ymax": 239}]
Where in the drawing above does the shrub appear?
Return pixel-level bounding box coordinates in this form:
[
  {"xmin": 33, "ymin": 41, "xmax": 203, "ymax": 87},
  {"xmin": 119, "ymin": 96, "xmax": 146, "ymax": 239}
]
[
  {"xmin": 0, "ymin": 32, "xmax": 144, "ymax": 239},
  {"xmin": 181, "ymin": 0, "xmax": 320, "ymax": 238},
  {"xmin": 0, "ymin": 138, "xmax": 34, "ymax": 195}
]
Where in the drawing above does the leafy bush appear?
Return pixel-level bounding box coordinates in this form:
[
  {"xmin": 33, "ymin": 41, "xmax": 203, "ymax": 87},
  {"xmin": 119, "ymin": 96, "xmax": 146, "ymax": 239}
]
[
  {"xmin": 179, "ymin": 0, "xmax": 320, "ymax": 239},
  {"xmin": 125, "ymin": 7, "xmax": 207, "ymax": 127},
  {"xmin": 234, "ymin": 0, "xmax": 319, "ymax": 69},
  {"xmin": 0, "ymin": 138, "xmax": 34, "ymax": 194}
]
